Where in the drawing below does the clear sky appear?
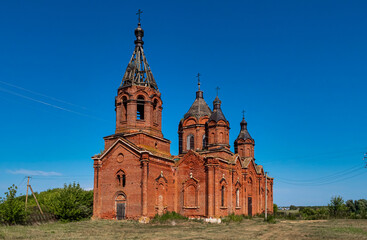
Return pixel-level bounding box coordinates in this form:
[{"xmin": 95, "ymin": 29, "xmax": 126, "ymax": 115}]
[{"xmin": 0, "ymin": 0, "xmax": 366, "ymax": 206}]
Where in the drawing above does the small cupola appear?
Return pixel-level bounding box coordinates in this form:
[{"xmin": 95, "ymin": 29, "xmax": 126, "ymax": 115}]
[
  {"xmin": 234, "ymin": 113, "xmax": 255, "ymax": 158},
  {"xmin": 237, "ymin": 117, "xmax": 253, "ymax": 141},
  {"xmin": 206, "ymin": 92, "xmax": 230, "ymax": 151},
  {"xmin": 208, "ymin": 96, "xmax": 227, "ymax": 123},
  {"xmin": 178, "ymin": 75, "xmax": 212, "ymax": 154},
  {"xmin": 183, "ymin": 79, "xmax": 212, "ymax": 120}
]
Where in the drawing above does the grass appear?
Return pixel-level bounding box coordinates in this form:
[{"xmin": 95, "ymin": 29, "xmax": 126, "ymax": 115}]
[
  {"xmin": 0, "ymin": 218, "xmax": 367, "ymax": 239},
  {"xmin": 332, "ymin": 227, "xmax": 367, "ymax": 236},
  {"xmin": 151, "ymin": 211, "xmax": 187, "ymax": 223}
]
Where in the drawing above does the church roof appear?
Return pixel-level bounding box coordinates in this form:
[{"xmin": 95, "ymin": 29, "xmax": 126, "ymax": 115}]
[
  {"xmin": 120, "ymin": 23, "xmax": 158, "ymax": 90},
  {"xmin": 236, "ymin": 116, "xmax": 253, "ymax": 141},
  {"xmin": 208, "ymin": 96, "xmax": 228, "ymax": 123},
  {"xmin": 183, "ymin": 88, "xmax": 212, "ymax": 120}
]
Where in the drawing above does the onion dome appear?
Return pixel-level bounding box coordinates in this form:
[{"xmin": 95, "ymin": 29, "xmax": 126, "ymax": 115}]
[
  {"xmin": 183, "ymin": 88, "xmax": 212, "ymax": 120},
  {"xmin": 208, "ymin": 96, "xmax": 227, "ymax": 123},
  {"xmin": 236, "ymin": 116, "xmax": 253, "ymax": 141}
]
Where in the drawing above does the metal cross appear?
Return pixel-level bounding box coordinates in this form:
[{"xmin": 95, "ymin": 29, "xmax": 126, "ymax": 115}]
[
  {"xmin": 216, "ymin": 86, "xmax": 220, "ymax": 96},
  {"xmin": 242, "ymin": 110, "xmax": 246, "ymax": 119},
  {"xmin": 136, "ymin": 9, "xmax": 143, "ymax": 23},
  {"xmin": 196, "ymin": 73, "xmax": 201, "ymax": 90}
]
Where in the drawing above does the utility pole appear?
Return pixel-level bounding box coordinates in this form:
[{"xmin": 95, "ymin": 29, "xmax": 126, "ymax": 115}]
[
  {"xmin": 265, "ymin": 172, "xmax": 268, "ymax": 220},
  {"xmin": 25, "ymin": 176, "xmax": 30, "ymax": 211},
  {"xmin": 24, "ymin": 176, "xmax": 44, "ymax": 215}
]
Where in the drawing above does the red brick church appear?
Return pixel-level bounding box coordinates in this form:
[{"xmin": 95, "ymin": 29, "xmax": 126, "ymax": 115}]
[{"xmin": 92, "ymin": 21, "xmax": 273, "ymax": 220}]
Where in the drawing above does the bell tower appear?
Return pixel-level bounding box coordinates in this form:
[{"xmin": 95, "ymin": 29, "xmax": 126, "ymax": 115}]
[{"xmin": 115, "ymin": 22, "xmax": 163, "ymax": 138}]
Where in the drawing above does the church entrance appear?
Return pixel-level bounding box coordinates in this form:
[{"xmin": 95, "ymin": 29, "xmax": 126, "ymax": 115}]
[
  {"xmin": 116, "ymin": 194, "xmax": 126, "ymax": 220},
  {"xmin": 248, "ymin": 197, "xmax": 252, "ymax": 216}
]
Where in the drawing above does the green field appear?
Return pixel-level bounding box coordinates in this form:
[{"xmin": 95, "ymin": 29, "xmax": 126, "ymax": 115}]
[{"xmin": 1, "ymin": 219, "xmax": 367, "ymax": 239}]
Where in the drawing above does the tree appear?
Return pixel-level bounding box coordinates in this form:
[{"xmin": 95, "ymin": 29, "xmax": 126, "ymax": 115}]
[
  {"xmin": 355, "ymin": 199, "xmax": 367, "ymax": 214},
  {"xmin": 346, "ymin": 199, "xmax": 356, "ymax": 213},
  {"xmin": 0, "ymin": 185, "xmax": 27, "ymax": 225},
  {"xmin": 289, "ymin": 205, "xmax": 297, "ymax": 210},
  {"xmin": 273, "ymin": 203, "xmax": 278, "ymax": 215},
  {"xmin": 328, "ymin": 195, "xmax": 347, "ymax": 218}
]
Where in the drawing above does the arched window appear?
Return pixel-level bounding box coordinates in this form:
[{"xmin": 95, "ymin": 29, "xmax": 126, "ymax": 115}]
[
  {"xmin": 202, "ymin": 134, "xmax": 206, "ymax": 149},
  {"xmin": 236, "ymin": 188, "xmax": 240, "ymax": 207},
  {"xmin": 116, "ymin": 170, "xmax": 126, "ymax": 187},
  {"xmin": 219, "ymin": 132, "xmax": 224, "ymax": 142},
  {"xmin": 187, "ymin": 134, "xmax": 194, "ymax": 150},
  {"xmin": 137, "ymin": 95, "xmax": 145, "ymax": 120},
  {"xmin": 221, "ymin": 185, "xmax": 225, "ymax": 207},
  {"xmin": 122, "ymin": 96, "xmax": 128, "ymax": 121},
  {"xmin": 153, "ymin": 99, "xmax": 159, "ymax": 124}
]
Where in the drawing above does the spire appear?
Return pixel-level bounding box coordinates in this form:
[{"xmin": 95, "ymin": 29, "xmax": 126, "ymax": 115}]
[
  {"xmin": 196, "ymin": 73, "xmax": 203, "ymax": 99},
  {"xmin": 236, "ymin": 112, "xmax": 253, "ymax": 141},
  {"xmin": 120, "ymin": 11, "xmax": 158, "ymax": 90},
  {"xmin": 183, "ymin": 76, "xmax": 211, "ymax": 120}
]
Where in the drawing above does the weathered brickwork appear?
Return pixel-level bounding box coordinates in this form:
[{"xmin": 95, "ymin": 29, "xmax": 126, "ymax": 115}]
[{"xmin": 92, "ymin": 23, "xmax": 273, "ymax": 220}]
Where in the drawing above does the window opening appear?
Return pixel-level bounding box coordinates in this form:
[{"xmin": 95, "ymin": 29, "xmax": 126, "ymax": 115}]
[
  {"xmin": 137, "ymin": 95, "xmax": 145, "ymax": 120},
  {"xmin": 116, "ymin": 171, "xmax": 126, "ymax": 187},
  {"xmin": 202, "ymin": 134, "xmax": 206, "ymax": 149},
  {"xmin": 122, "ymin": 96, "xmax": 127, "ymax": 121},
  {"xmin": 187, "ymin": 134, "xmax": 194, "ymax": 150},
  {"xmin": 153, "ymin": 99, "xmax": 158, "ymax": 123},
  {"xmin": 221, "ymin": 185, "xmax": 225, "ymax": 207},
  {"xmin": 236, "ymin": 189, "xmax": 240, "ymax": 207}
]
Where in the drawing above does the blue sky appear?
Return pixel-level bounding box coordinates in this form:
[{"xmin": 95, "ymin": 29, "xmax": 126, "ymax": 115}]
[{"xmin": 0, "ymin": 0, "xmax": 366, "ymax": 206}]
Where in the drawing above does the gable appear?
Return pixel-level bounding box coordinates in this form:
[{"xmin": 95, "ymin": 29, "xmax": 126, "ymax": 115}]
[
  {"xmin": 176, "ymin": 150, "xmax": 204, "ymax": 168},
  {"xmin": 99, "ymin": 138, "xmax": 142, "ymax": 161}
]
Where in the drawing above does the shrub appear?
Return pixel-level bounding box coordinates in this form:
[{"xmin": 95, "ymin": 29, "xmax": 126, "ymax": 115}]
[
  {"xmin": 289, "ymin": 205, "xmax": 297, "ymax": 210},
  {"xmin": 273, "ymin": 204, "xmax": 278, "ymax": 215},
  {"xmin": 43, "ymin": 183, "xmax": 93, "ymax": 222},
  {"xmin": 265, "ymin": 215, "xmax": 276, "ymax": 224},
  {"xmin": 152, "ymin": 211, "xmax": 187, "ymax": 223},
  {"xmin": 222, "ymin": 213, "xmax": 247, "ymax": 223},
  {"xmin": 0, "ymin": 185, "xmax": 28, "ymax": 225}
]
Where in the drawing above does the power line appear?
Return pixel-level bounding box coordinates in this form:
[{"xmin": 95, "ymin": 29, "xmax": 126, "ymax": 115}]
[
  {"xmin": 0, "ymin": 87, "xmax": 110, "ymax": 123},
  {"xmin": 277, "ymin": 167, "xmax": 366, "ymax": 186},
  {"xmin": 0, "ymin": 80, "xmax": 87, "ymax": 110},
  {"xmin": 260, "ymin": 147, "xmax": 365, "ymax": 164},
  {"xmin": 276, "ymin": 164, "xmax": 363, "ymax": 183}
]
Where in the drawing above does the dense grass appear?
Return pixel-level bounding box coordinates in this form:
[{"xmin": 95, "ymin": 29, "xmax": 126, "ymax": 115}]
[
  {"xmin": 221, "ymin": 213, "xmax": 251, "ymax": 223},
  {"xmin": 1, "ymin": 219, "xmax": 367, "ymax": 239},
  {"xmin": 151, "ymin": 211, "xmax": 187, "ymax": 223}
]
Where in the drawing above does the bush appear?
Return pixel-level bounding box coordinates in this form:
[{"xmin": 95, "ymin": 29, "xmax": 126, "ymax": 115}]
[
  {"xmin": 42, "ymin": 183, "xmax": 93, "ymax": 222},
  {"xmin": 273, "ymin": 204, "xmax": 278, "ymax": 215},
  {"xmin": 265, "ymin": 215, "xmax": 276, "ymax": 224},
  {"xmin": 222, "ymin": 213, "xmax": 248, "ymax": 223},
  {"xmin": 0, "ymin": 185, "xmax": 28, "ymax": 225},
  {"xmin": 152, "ymin": 211, "xmax": 187, "ymax": 223},
  {"xmin": 289, "ymin": 205, "xmax": 297, "ymax": 210}
]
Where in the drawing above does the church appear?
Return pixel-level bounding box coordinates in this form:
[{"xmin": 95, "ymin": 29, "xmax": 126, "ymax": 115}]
[{"xmin": 92, "ymin": 20, "xmax": 273, "ymax": 220}]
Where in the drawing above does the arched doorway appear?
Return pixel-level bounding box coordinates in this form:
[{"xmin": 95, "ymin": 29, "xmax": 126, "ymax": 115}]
[{"xmin": 115, "ymin": 193, "xmax": 126, "ymax": 220}]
